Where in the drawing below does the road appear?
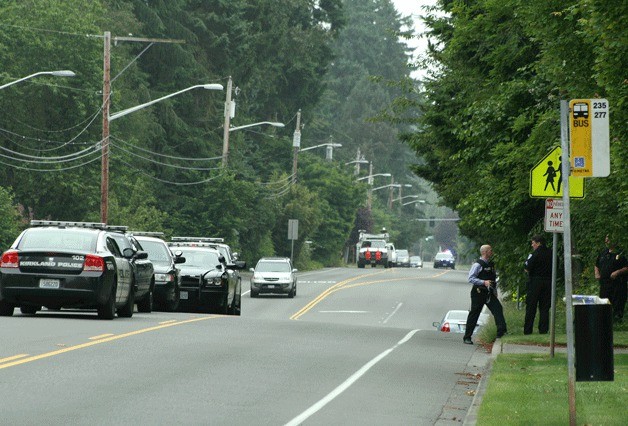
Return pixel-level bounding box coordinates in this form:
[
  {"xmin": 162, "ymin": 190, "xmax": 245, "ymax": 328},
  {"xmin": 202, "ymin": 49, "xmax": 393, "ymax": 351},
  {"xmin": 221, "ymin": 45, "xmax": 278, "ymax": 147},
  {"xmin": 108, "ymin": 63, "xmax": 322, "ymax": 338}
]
[{"xmin": 0, "ymin": 266, "xmax": 489, "ymax": 425}]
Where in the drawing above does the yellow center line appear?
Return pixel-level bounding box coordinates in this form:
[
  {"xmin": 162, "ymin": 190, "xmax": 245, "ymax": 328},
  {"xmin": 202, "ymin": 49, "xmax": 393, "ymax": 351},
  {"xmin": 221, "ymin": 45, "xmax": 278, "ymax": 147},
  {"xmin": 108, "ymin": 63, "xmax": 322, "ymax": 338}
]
[
  {"xmin": 0, "ymin": 316, "xmax": 218, "ymax": 370},
  {"xmin": 0, "ymin": 354, "xmax": 29, "ymax": 364},
  {"xmin": 291, "ymin": 270, "xmax": 450, "ymax": 320},
  {"xmin": 159, "ymin": 320, "xmax": 178, "ymax": 325},
  {"xmin": 89, "ymin": 333, "xmax": 115, "ymax": 340}
]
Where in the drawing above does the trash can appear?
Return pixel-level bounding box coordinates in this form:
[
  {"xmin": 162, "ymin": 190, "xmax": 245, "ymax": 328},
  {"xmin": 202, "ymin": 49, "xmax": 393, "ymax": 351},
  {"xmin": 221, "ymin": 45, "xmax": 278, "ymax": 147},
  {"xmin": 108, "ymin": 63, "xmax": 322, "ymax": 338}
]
[{"xmin": 572, "ymin": 296, "xmax": 614, "ymax": 382}]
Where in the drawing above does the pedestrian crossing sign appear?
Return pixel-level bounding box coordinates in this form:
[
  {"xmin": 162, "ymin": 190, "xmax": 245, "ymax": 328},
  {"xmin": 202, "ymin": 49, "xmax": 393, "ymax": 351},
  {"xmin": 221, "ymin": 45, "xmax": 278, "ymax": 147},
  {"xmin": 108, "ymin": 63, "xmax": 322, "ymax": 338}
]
[{"xmin": 530, "ymin": 147, "xmax": 585, "ymax": 198}]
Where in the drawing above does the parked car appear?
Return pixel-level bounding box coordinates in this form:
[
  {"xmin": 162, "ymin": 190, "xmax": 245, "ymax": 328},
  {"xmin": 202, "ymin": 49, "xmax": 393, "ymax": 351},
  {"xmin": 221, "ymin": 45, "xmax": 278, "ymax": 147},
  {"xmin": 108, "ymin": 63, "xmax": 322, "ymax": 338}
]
[
  {"xmin": 396, "ymin": 249, "xmax": 410, "ymax": 267},
  {"xmin": 433, "ymin": 310, "xmax": 489, "ymax": 334},
  {"xmin": 433, "ymin": 252, "xmax": 456, "ymax": 269},
  {"xmin": 133, "ymin": 232, "xmax": 186, "ymax": 312},
  {"xmin": 249, "ymin": 257, "xmax": 297, "ymax": 298},
  {"xmin": 167, "ymin": 241, "xmax": 243, "ymax": 315},
  {"xmin": 409, "ymin": 256, "xmax": 423, "ymax": 268},
  {"xmin": 0, "ymin": 220, "xmax": 153, "ymax": 319}
]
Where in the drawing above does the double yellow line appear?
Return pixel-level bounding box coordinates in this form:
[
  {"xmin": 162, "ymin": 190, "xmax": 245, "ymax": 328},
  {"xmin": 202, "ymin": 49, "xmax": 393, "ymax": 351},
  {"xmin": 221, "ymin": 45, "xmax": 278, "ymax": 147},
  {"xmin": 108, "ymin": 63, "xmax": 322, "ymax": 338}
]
[
  {"xmin": 0, "ymin": 316, "xmax": 217, "ymax": 370},
  {"xmin": 291, "ymin": 269, "xmax": 450, "ymax": 320}
]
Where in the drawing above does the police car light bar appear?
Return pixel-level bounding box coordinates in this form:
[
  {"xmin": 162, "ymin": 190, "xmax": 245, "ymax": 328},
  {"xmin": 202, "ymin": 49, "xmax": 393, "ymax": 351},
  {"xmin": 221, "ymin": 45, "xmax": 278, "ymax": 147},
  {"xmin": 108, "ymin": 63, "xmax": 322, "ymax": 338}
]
[
  {"xmin": 30, "ymin": 220, "xmax": 107, "ymax": 229},
  {"xmin": 130, "ymin": 231, "xmax": 165, "ymax": 237},
  {"xmin": 106, "ymin": 225, "xmax": 129, "ymax": 232},
  {"xmin": 171, "ymin": 237, "xmax": 224, "ymax": 243},
  {"xmin": 168, "ymin": 242, "xmax": 220, "ymax": 249}
]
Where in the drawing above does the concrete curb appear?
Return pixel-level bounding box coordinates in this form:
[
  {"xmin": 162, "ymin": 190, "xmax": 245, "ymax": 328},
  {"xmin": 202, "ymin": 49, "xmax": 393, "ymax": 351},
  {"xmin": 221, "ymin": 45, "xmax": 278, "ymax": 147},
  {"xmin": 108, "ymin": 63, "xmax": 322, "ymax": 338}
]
[{"xmin": 463, "ymin": 338, "xmax": 501, "ymax": 426}]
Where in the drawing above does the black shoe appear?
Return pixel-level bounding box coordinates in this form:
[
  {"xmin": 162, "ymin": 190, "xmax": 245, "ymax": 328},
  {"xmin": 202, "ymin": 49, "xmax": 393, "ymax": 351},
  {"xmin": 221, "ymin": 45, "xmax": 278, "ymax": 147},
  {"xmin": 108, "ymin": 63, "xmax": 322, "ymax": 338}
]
[{"xmin": 463, "ymin": 337, "xmax": 473, "ymax": 345}]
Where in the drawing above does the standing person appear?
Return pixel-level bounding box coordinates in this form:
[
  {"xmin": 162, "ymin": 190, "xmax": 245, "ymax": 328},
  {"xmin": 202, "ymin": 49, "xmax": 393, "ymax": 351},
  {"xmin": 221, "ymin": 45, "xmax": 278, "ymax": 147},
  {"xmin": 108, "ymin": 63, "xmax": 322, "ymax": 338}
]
[
  {"xmin": 463, "ymin": 245, "xmax": 507, "ymax": 344},
  {"xmin": 524, "ymin": 235, "xmax": 553, "ymax": 334},
  {"xmin": 595, "ymin": 234, "xmax": 628, "ymax": 322}
]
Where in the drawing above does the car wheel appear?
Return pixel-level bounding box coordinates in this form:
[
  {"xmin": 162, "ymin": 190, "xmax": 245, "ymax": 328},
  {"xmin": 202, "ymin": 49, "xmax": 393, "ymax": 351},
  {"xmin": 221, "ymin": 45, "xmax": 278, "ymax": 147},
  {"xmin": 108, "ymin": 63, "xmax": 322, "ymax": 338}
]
[
  {"xmin": 137, "ymin": 288, "xmax": 153, "ymax": 313},
  {"xmin": 216, "ymin": 293, "xmax": 229, "ymax": 314},
  {"xmin": 288, "ymin": 286, "xmax": 295, "ymax": 298},
  {"xmin": 165, "ymin": 286, "xmax": 180, "ymax": 312},
  {"xmin": 98, "ymin": 281, "xmax": 117, "ymax": 320},
  {"xmin": 117, "ymin": 282, "xmax": 135, "ymax": 318},
  {"xmin": 357, "ymin": 262, "xmax": 365, "ymax": 268},
  {"xmin": 20, "ymin": 305, "xmax": 40, "ymax": 315},
  {"xmin": 0, "ymin": 301, "xmax": 15, "ymax": 316}
]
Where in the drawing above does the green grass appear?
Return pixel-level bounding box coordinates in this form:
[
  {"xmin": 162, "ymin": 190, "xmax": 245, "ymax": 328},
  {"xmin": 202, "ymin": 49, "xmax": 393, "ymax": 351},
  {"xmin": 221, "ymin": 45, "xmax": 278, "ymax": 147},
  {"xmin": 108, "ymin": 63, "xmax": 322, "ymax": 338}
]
[{"xmin": 478, "ymin": 353, "xmax": 628, "ymax": 425}]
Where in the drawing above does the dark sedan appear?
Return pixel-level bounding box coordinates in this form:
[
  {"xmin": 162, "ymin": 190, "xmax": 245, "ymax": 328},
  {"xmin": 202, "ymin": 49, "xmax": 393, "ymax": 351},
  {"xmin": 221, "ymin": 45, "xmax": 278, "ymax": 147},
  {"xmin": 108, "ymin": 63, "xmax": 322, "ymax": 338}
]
[{"xmin": 0, "ymin": 220, "xmax": 143, "ymax": 319}]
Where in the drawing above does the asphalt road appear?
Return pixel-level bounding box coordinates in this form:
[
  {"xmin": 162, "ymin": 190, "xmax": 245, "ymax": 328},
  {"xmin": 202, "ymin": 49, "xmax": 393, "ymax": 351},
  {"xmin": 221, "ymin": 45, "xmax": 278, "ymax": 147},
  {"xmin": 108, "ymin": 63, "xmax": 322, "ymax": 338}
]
[{"xmin": 0, "ymin": 265, "xmax": 489, "ymax": 425}]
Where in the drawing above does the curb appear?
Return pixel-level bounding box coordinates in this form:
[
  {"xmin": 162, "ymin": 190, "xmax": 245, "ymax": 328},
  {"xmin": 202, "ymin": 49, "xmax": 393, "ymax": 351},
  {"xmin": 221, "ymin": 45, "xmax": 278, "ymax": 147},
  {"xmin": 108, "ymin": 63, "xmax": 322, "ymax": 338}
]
[{"xmin": 463, "ymin": 338, "xmax": 502, "ymax": 426}]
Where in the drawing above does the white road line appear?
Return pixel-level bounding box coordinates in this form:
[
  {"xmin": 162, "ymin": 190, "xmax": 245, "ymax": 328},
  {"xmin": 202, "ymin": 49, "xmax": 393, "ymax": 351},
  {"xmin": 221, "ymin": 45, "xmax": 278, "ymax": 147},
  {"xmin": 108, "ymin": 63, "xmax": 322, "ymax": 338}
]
[
  {"xmin": 284, "ymin": 329, "xmax": 420, "ymax": 426},
  {"xmin": 382, "ymin": 302, "xmax": 403, "ymax": 324}
]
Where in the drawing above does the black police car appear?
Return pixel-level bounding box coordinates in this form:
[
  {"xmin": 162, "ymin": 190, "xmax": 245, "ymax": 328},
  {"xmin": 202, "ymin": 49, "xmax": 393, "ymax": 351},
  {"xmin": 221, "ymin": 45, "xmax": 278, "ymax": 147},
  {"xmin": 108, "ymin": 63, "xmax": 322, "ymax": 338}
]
[
  {"xmin": 132, "ymin": 232, "xmax": 186, "ymax": 312},
  {"xmin": 0, "ymin": 220, "xmax": 153, "ymax": 319},
  {"xmin": 168, "ymin": 239, "xmax": 244, "ymax": 315}
]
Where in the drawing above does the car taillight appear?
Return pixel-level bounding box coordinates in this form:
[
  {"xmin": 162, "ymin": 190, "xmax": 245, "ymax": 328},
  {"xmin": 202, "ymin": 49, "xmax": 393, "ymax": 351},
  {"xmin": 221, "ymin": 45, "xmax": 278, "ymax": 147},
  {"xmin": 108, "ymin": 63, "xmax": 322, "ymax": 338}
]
[
  {"xmin": 83, "ymin": 254, "xmax": 105, "ymax": 272},
  {"xmin": 441, "ymin": 322, "xmax": 451, "ymax": 332},
  {"xmin": 1, "ymin": 250, "xmax": 19, "ymax": 268},
  {"xmin": 375, "ymin": 251, "xmax": 382, "ymax": 260},
  {"xmin": 365, "ymin": 251, "xmax": 371, "ymax": 260}
]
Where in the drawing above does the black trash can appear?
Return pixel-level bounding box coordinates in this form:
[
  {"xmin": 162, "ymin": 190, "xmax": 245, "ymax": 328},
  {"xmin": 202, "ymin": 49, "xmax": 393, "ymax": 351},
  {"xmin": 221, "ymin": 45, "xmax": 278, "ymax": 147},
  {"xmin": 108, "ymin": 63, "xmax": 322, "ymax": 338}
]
[{"xmin": 574, "ymin": 304, "xmax": 614, "ymax": 381}]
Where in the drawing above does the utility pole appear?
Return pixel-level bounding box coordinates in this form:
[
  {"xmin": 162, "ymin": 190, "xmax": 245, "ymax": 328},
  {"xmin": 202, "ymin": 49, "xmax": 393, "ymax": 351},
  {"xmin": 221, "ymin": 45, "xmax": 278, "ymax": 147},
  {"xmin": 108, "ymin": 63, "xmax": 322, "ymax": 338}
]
[
  {"xmin": 221, "ymin": 76, "xmax": 233, "ymax": 167},
  {"xmin": 100, "ymin": 32, "xmax": 184, "ymax": 224},
  {"xmin": 388, "ymin": 176, "xmax": 394, "ymax": 209},
  {"xmin": 325, "ymin": 135, "xmax": 334, "ymax": 161},
  {"xmin": 100, "ymin": 31, "xmax": 111, "ymax": 225},
  {"xmin": 367, "ymin": 162, "xmax": 374, "ymax": 210},
  {"xmin": 292, "ymin": 109, "xmax": 301, "ymax": 184}
]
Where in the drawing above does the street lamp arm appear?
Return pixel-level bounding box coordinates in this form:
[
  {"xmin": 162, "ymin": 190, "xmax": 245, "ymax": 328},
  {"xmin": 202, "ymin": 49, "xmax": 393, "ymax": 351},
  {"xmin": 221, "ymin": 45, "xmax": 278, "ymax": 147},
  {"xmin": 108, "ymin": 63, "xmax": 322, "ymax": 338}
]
[
  {"xmin": 0, "ymin": 70, "xmax": 76, "ymax": 90},
  {"xmin": 372, "ymin": 183, "xmax": 401, "ymax": 191},
  {"xmin": 109, "ymin": 83, "xmax": 223, "ymax": 121},
  {"xmin": 300, "ymin": 143, "xmax": 342, "ymax": 152},
  {"xmin": 402, "ymin": 199, "xmax": 426, "ymax": 206},
  {"xmin": 229, "ymin": 121, "xmax": 285, "ymax": 132},
  {"xmin": 392, "ymin": 195, "xmax": 421, "ymax": 202},
  {"xmin": 356, "ymin": 173, "xmax": 391, "ymax": 182}
]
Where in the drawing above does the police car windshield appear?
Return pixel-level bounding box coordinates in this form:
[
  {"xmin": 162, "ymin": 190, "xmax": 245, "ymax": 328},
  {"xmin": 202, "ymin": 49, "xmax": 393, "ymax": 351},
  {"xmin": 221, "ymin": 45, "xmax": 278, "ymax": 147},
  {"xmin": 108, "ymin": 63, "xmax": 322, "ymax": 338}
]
[
  {"xmin": 138, "ymin": 240, "xmax": 172, "ymax": 265},
  {"xmin": 18, "ymin": 228, "xmax": 97, "ymax": 252},
  {"xmin": 178, "ymin": 249, "xmax": 220, "ymax": 268}
]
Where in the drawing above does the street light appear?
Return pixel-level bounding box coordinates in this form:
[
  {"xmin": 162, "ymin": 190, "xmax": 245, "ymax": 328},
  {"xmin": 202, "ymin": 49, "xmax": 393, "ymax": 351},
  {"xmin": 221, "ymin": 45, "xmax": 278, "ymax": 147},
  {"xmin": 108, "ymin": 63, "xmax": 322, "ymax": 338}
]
[
  {"xmin": 392, "ymin": 195, "xmax": 422, "ymax": 203},
  {"xmin": 229, "ymin": 122, "xmax": 284, "ymax": 132},
  {"xmin": 101, "ymin": 83, "xmax": 224, "ymax": 223},
  {"xmin": 357, "ymin": 173, "xmax": 391, "ymax": 182},
  {"xmin": 0, "ymin": 70, "xmax": 76, "ymax": 90},
  {"xmin": 402, "ymin": 199, "xmax": 426, "ymax": 206}
]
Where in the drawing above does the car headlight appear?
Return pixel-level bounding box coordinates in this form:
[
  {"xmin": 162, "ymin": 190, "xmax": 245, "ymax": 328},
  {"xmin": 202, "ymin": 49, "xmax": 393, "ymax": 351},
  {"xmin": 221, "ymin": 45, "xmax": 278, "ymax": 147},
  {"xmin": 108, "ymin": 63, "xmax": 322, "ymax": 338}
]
[{"xmin": 155, "ymin": 273, "xmax": 175, "ymax": 282}]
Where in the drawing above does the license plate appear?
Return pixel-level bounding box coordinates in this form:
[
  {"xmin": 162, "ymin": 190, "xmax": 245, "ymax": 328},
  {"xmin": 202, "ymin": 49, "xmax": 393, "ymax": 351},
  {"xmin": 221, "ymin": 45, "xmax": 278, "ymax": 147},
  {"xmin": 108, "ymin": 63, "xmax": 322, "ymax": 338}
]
[
  {"xmin": 267, "ymin": 285, "xmax": 275, "ymax": 289},
  {"xmin": 39, "ymin": 279, "xmax": 60, "ymax": 289},
  {"xmin": 180, "ymin": 291, "xmax": 188, "ymax": 300}
]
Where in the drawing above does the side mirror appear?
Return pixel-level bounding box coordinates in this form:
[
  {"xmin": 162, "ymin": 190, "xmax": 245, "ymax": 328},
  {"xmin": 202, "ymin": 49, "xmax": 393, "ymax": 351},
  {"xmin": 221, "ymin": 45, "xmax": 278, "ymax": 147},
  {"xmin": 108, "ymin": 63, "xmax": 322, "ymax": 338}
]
[
  {"xmin": 432, "ymin": 322, "xmax": 440, "ymax": 328},
  {"xmin": 249, "ymin": 268, "xmax": 255, "ymax": 273},
  {"xmin": 292, "ymin": 268, "xmax": 298, "ymax": 273},
  {"xmin": 174, "ymin": 256, "xmax": 186, "ymax": 264},
  {"xmin": 135, "ymin": 251, "xmax": 149, "ymax": 260}
]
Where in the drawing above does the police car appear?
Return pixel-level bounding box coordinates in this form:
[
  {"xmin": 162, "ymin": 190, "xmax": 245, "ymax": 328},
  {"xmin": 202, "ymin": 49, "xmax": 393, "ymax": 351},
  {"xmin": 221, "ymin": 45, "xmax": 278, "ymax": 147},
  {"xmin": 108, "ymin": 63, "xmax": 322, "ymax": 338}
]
[
  {"xmin": 132, "ymin": 232, "xmax": 186, "ymax": 312},
  {"xmin": 168, "ymin": 237, "xmax": 245, "ymax": 315},
  {"xmin": 0, "ymin": 220, "xmax": 153, "ymax": 319}
]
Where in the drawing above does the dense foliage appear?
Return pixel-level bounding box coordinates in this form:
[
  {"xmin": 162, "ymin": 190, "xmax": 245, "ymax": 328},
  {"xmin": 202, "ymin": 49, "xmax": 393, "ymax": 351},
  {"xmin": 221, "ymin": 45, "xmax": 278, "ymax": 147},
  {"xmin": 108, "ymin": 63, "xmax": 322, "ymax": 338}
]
[
  {"xmin": 0, "ymin": 0, "xmax": 420, "ymax": 268},
  {"xmin": 403, "ymin": 0, "xmax": 627, "ymax": 293}
]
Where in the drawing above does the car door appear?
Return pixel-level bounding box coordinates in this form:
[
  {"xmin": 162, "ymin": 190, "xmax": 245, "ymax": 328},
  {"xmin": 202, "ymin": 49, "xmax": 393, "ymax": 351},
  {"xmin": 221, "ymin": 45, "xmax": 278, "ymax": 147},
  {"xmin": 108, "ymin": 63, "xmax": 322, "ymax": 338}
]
[{"xmin": 105, "ymin": 236, "xmax": 132, "ymax": 303}]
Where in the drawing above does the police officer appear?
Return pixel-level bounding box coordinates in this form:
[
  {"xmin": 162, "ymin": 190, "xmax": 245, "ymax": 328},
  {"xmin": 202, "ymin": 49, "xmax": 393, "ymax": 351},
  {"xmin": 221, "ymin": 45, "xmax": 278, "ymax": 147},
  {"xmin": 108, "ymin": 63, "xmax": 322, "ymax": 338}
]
[
  {"xmin": 524, "ymin": 235, "xmax": 553, "ymax": 334},
  {"xmin": 595, "ymin": 234, "xmax": 628, "ymax": 322},
  {"xmin": 463, "ymin": 245, "xmax": 507, "ymax": 344}
]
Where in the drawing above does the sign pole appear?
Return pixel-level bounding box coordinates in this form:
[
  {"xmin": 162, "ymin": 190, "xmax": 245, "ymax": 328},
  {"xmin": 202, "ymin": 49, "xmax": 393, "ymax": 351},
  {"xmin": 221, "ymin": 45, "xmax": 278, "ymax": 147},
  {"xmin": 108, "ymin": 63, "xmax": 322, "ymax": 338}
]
[
  {"xmin": 550, "ymin": 232, "xmax": 557, "ymax": 357},
  {"xmin": 561, "ymin": 100, "xmax": 577, "ymax": 425}
]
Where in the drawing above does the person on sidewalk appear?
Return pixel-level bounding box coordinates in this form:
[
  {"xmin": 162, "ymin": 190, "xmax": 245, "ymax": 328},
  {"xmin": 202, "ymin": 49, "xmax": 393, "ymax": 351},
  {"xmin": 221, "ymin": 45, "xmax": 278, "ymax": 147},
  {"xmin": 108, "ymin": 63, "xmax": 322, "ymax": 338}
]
[
  {"xmin": 595, "ymin": 234, "xmax": 628, "ymax": 322},
  {"xmin": 523, "ymin": 235, "xmax": 553, "ymax": 334},
  {"xmin": 463, "ymin": 245, "xmax": 507, "ymax": 344}
]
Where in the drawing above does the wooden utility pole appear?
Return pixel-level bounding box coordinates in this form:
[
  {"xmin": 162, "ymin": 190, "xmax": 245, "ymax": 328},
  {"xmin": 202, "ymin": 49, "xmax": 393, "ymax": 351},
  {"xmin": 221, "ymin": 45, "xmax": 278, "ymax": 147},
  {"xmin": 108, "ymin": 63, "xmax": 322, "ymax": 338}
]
[
  {"xmin": 100, "ymin": 32, "xmax": 184, "ymax": 224},
  {"xmin": 221, "ymin": 76, "xmax": 233, "ymax": 167}
]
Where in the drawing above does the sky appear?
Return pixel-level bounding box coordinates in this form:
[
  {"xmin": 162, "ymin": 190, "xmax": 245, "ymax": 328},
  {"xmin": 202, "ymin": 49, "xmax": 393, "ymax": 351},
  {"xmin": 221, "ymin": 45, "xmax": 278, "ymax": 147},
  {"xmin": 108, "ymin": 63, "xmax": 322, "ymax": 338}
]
[{"xmin": 390, "ymin": 0, "xmax": 437, "ymax": 79}]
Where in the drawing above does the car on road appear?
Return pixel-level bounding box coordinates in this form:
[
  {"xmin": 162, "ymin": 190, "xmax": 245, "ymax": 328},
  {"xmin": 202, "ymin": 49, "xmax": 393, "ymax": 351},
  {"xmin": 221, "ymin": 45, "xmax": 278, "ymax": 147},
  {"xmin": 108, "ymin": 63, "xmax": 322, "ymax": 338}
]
[
  {"xmin": 249, "ymin": 257, "xmax": 298, "ymax": 298},
  {"xmin": 409, "ymin": 255, "xmax": 423, "ymax": 268},
  {"xmin": 133, "ymin": 232, "xmax": 186, "ymax": 312},
  {"xmin": 167, "ymin": 241, "xmax": 243, "ymax": 315},
  {"xmin": 433, "ymin": 252, "xmax": 456, "ymax": 269},
  {"xmin": 357, "ymin": 239, "xmax": 389, "ymax": 268},
  {"xmin": 396, "ymin": 249, "xmax": 410, "ymax": 267},
  {"xmin": 433, "ymin": 310, "xmax": 489, "ymax": 334},
  {"xmin": 0, "ymin": 220, "xmax": 153, "ymax": 319}
]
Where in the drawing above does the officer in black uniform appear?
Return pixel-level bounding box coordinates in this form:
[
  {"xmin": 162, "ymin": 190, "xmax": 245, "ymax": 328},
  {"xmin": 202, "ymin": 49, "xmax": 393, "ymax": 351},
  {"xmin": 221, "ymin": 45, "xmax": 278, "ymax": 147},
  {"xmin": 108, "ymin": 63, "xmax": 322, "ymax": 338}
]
[
  {"xmin": 463, "ymin": 245, "xmax": 507, "ymax": 344},
  {"xmin": 524, "ymin": 235, "xmax": 553, "ymax": 334},
  {"xmin": 595, "ymin": 234, "xmax": 628, "ymax": 322}
]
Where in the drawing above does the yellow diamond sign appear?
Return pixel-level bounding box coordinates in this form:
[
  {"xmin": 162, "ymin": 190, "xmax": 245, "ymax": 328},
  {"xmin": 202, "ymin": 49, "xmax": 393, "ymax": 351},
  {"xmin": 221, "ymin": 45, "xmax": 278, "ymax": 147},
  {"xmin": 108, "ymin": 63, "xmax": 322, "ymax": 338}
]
[{"xmin": 530, "ymin": 147, "xmax": 585, "ymax": 198}]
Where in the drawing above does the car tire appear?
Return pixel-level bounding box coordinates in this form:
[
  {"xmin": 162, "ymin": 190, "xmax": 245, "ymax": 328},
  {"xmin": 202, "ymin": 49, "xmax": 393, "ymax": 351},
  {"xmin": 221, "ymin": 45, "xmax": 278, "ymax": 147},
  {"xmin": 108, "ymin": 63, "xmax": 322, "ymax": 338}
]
[
  {"xmin": 117, "ymin": 283, "xmax": 135, "ymax": 318},
  {"xmin": 98, "ymin": 282, "xmax": 117, "ymax": 320},
  {"xmin": 357, "ymin": 261, "xmax": 365, "ymax": 268},
  {"xmin": 0, "ymin": 300, "xmax": 14, "ymax": 316},
  {"xmin": 288, "ymin": 286, "xmax": 295, "ymax": 298},
  {"xmin": 165, "ymin": 286, "xmax": 180, "ymax": 312},
  {"xmin": 20, "ymin": 305, "xmax": 40, "ymax": 315},
  {"xmin": 137, "ymin": 288, "xmax": 153, "ymax": 313}
]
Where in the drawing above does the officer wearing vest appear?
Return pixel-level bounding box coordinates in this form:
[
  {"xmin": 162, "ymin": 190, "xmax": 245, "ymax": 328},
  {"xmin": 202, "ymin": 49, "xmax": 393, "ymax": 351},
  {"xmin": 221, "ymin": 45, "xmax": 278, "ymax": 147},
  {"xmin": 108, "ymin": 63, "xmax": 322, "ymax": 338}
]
[{"xmin": 463, "ymin": 245, "xmax": 507, "ymax": 344}]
